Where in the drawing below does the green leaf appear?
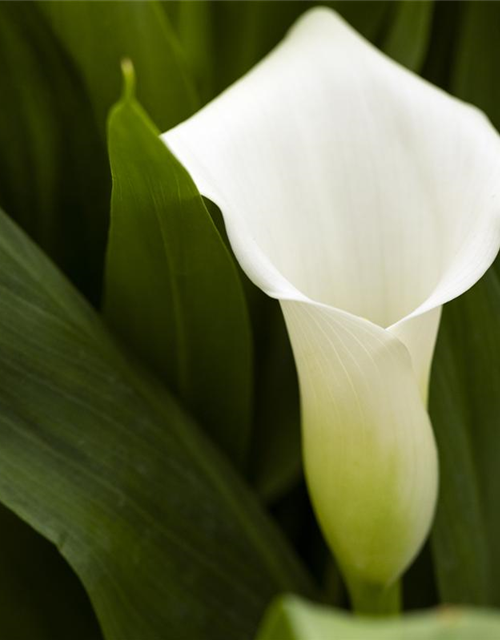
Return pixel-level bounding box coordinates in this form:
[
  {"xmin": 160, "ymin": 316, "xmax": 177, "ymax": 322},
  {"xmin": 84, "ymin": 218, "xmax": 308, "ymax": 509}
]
[
  {"xmin": 38, "ymin": 0, "xmax": 198, "ymax": 133},
  {"xmin": 166, "ymin": 1, "xmax": 215, "ymax": 104},
  {"xmin": 382, "ymin": 1, "xmax": 434, "ymax": 72},
  {"xmin": 452, "ymin": 2, "xmax": 500, "ymax": 131},
  {"xmin": 192, "ymin": 0, "xmax": 398, "ymax": 100},
  {"xmin": 430, "ymin": 269, "xmax": 500, "ymax": 606},
  {"xmin": 255, "ymin": 595, "xmax": 500, "ymax": 640},
  {"xmin": 104, "ymin": 73, "xmax": 253, "ymax": 468},
  {"xmin": 0, "ymin": 207, "xmax": 313, "ymax": 640},
  {"xmin": 0, "ymin": 3, "xmax": 109, "ymax": 301},
  {"xmin": 330, "ymin": 1, "xmax": 393, "ymax": 42},
  {"xmin": 210, "ymin": 2, "xmax": 307, "ymax": 94},
  {"xmin": 205, "ymin": 201, "xmax": 302, "ymax": 501}
]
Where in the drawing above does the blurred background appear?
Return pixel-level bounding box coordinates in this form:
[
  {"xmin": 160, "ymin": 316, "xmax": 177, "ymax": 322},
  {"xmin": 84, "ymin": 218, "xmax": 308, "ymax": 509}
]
[{"xmin": 0, "ymin": 2, "xmax": 499, "ymax": 638}]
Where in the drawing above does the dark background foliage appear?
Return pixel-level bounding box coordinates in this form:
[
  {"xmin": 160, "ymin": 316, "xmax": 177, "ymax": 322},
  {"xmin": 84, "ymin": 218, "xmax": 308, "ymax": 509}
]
[{"xmin": 0, "ymin": 2, "xmax": 499, "ymax": 639}]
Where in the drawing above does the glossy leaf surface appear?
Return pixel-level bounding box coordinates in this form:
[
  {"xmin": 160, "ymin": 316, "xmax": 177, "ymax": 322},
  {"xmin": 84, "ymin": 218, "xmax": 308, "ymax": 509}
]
[
  {"xmin": 0, "ymin": 207, "xmax": 312, "ymax": 640},
  {"xmin": 0, "ymin": 3, "xmax": 108, "ymax": 300},
  {"xmin": 105, "ymin": 75, "xmax": 253, "ymax": 467},
  {"xmin": 38, "ymin": 0, "xmax": 197, "ymax": 133},
  {"xmin": 382, "ymin": 1, "xmax": 434, "ymax": 71},
  {"xmin": 430, "ymin": 270, "xmax": 500, "ymax": 606},
  {"xmin": 256, "ymin": 596, "xmax": 500, "ymax": 640},
  {"xmin": 452, "ymin": 2, "xmax": 500, "ymax": 131}
]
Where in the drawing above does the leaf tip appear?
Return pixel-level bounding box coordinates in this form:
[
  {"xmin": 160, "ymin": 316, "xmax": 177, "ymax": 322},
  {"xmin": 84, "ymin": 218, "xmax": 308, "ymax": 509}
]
[{"xmin": 121, "ymin": 58, "xmax": 136, "ymax": 101}]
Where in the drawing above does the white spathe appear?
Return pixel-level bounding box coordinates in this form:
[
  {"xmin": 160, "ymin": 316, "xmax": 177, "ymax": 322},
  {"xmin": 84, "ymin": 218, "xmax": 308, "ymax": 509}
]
[{"xmin": 162, "ymin": 8, "xmax": 500, "ymax": 588}]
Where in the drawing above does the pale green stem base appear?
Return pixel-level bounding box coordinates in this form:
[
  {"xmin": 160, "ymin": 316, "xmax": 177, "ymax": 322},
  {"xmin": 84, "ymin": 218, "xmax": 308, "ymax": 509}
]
[{"xmin": 346, "ymin": 576, "xmax": 401, "ymax": 616}]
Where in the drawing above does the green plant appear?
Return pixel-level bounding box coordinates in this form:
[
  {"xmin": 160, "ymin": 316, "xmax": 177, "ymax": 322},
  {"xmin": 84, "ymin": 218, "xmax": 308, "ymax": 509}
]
[{"xmin": 1, "ymin": 2, "xmax": 500, "ymax": 639}]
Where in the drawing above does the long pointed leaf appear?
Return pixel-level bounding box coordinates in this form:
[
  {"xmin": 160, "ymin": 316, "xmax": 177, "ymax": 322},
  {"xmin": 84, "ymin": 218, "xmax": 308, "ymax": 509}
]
[
  {"xmin": 382, "ymin": 1, "xmax": 434, "ymax": 71},
  {"xmin": 38, "ymin": 0, "xmax": 197, "ymax": 133},
  {"xmin": 104, "ymin": 74, "xmax": 253, "ymax": 467},
  {"xmin": 0, "ymin": 3, "xmax": 108, "ymax": 301},
  {"xmin": 0, "ymin": 207, "xmax": 312, "ymax": 640},
  {"xmin": 430, "ymin": 269, "xmax": 500, "ymax": 605},
  {"xmin": 452, "ymin": 2, "xmax": 500, "ymax": 130}
]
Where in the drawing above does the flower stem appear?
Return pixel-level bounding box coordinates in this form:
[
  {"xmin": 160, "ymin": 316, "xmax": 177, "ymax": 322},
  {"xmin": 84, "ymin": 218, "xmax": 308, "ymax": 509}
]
[{"xmin": 347, "ymin": 576, "xmax": 401, "ymax": 616}]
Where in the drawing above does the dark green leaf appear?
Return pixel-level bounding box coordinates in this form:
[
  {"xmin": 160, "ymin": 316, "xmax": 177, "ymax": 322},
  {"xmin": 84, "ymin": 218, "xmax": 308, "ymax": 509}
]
[
  {"xmin": 210, "ymin": 2, "xmax": 306, "ymax": 94},
  {"xmin": 0, "ymin": 3, "xmax": 108, "ymax": 301},
  {"xmin": 256, "ymin": 595, "xmax": 500, "ymax": 640},
  {"xmin": 439, "ymin": 1, "xmax": 500, "ymax": 604},
  {"xmin": 38, "ymin": 0, "xmax": 198, "ymax": 133},
  {"xmin": 166, "ymin": 1, "xmax": 215, "ymax": 104},
  {"xmin": 382, "ymin": 1, "xmax": 434, "ymax": 72},
  {"xmin": 452, "ymin": 2, "xmax": 500, "ymax": 131},
  {"xmin": 205, "ymin": 201, "xmax": 302, "ymax": 500},
  {"xmin": 430, "ymin": 269, "xmax": 500, "ymax": 605},
  {"xmin": 331, "ymin": 1, "xmax": 393, "ymax": 42},
  {"xmin": 189, "ymin": 0, "xmax": 394, "ymax": 99},
  {"xmin": 104, "ymin": 74, "xmax": 253, "ymax": 467},
  {"xmin": 0, "ymin": 207, "xmax": 312, "ymax": 640}
]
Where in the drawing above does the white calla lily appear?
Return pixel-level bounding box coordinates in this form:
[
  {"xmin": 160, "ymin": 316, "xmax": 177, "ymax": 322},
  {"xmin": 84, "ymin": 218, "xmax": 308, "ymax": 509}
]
[{"xmin": 162, "ymin": 8, "xmax": 500, "ymax": 608}]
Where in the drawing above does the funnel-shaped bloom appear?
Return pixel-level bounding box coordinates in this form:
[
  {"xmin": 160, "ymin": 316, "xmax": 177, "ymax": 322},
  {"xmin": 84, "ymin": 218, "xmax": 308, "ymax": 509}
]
[{"xmin": 162, "ymin": 8, "xmax": 500, "ymax": 593}]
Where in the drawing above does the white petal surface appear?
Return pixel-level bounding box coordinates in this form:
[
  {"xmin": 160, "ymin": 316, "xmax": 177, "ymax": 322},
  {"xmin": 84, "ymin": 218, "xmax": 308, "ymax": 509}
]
[
  {"xmin": 162, "ymin": 7, "xmax": 500, "ymax": 587},
  {"xmin": 163, "ymin": 7, "xmax": 500, "ymax": 378},
  {"xmin": 282, "ymin": 300, "xmax": 438, "ymax": 586}
]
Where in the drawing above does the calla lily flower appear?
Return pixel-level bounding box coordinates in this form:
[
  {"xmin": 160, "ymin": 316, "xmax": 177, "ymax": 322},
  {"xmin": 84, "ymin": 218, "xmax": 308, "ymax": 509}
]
[{"xmin": 162, "ymin": 8, "xmax": 500, "ymax": 606}]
